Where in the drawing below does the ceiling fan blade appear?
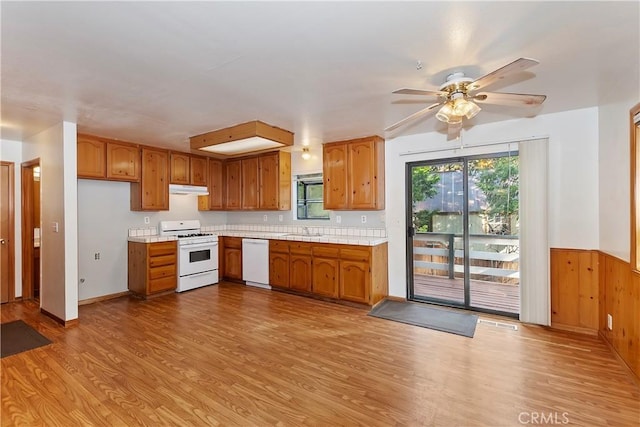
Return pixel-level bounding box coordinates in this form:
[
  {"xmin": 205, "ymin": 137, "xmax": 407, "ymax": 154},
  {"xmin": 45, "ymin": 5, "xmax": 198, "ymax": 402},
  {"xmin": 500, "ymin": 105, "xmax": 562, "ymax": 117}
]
[
  {"xmin": 448, "ymin": 121, "xmax": 462, "ymax": 138},
  {"xmin": 468, "ymin": 58, "xmax": 540, "ymax": 91},
  {"xmin": 473, "ymin": 92, "xmax": 546, "ymax": 106},
  {"xmin": 385, "ymin": 102, "xmax": 443, "ymax": 132},
  {"xmin": 392, "ymin": 88, "xmax": 447, "ymax": 97}
]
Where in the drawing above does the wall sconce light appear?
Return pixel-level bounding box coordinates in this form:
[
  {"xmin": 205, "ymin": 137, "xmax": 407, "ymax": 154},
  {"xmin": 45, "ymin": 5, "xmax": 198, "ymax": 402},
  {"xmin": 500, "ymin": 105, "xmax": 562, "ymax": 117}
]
[{"xmin": 301, "ymin": 147, "xmax": 311, "ymax": 160}]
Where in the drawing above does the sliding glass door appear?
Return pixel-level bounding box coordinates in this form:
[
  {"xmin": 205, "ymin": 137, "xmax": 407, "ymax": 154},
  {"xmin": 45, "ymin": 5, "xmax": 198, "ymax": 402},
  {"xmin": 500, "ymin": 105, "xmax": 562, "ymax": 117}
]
[{"xmin": 407, "ymin": 152, "xmax": 520, "ymax": 317}]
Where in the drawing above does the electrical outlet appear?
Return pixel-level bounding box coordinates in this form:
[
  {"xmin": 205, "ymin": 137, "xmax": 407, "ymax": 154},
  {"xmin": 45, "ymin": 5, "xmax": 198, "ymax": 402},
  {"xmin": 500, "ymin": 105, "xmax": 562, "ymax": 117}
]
[
  {"xmin": 607, "ymin": 314, "xmax": 613, "ymax": 330},
  {"xmin": 144, "ymin": 216, "xmax": 150, "ymax": 224},
  {"xmin": 336, "ymin": 215, "xmax": 341, "ymax": 224},
  {"xmin": 263, "ymin": 214, "xmax": 268, "ymax": 222},
  {"xmin": 52, "ymin": 222, "xmax": 59, "ymax": 233},
  {"xmin": 94, "ymin": 253, "xmax": 100, "ymax": 261},
  {"xmin": 278, "ymin": 214, "xmax": 283, "ymax": 222},
  {"xmin": 361, "ymin": 215, "xmax": 367, "ymax": 224}
]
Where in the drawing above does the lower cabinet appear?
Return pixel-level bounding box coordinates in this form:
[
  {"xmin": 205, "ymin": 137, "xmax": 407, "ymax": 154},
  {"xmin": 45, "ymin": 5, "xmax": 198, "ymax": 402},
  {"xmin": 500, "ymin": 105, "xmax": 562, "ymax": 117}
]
[
  {"xmin": 128, "ymin": 240, "xmax": 177, "ymax": 298},
  {"xmin": 268, "ymin": 240, "xmax": 388, "ymax": 305},
  {"xmin": 221, "ymin": 237, "xmax": 243, "ymax": 281}
]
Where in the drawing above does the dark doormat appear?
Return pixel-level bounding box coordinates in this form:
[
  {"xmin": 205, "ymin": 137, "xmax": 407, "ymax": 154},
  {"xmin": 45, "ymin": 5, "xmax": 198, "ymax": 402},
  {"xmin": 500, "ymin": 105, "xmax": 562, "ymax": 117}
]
[
  {"xmin": 368, "ymin": 299, "xmax": 478, "ymax": 338},
  {"xmin": 1, "ymin": 320, "xmax": 52, "ymax": 358}
]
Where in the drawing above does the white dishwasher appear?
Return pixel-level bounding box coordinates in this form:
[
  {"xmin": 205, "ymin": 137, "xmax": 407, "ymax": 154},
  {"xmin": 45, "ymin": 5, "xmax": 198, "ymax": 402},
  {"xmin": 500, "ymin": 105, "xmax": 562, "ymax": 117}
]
[{"xmin": 242, "ymin": 239, "xmax": 271, "ymax": 289}]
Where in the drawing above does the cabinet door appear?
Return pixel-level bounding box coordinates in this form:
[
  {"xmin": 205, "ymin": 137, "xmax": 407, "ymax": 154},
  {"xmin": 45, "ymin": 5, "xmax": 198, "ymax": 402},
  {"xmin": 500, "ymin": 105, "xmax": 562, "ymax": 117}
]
[
  {"xmin": 339, "ymin": 260, "xmax": 369, "ymax": 304},
  {"xmin": 199, "ymin": 159, "xmax": 224, "ymax": 210},
  {"xmin": 323, "ymin": 143, "xmax": 348, "ymax": 209},
  {"xmin": 269, "ymin": 252, "xmax": 290, "ymax": 288},
  {"xmin": 170, "ymin": 152, "xmax": 190, "ymax": 184},
  {"xmin": 312, "ymin": 257, "xmax": 339, "ymax": 298},
  {"xmin": 106, "ymin": 142, "xmax": 139, "ymax": 181},
  {"xmin": 290, "ymin": 254, "xmax": 312, "ymax": 292},
  {"xmin": 77, "ymin": 135, "xmax": 106, "ymax": 178},
  {"xmin": 224, "ymin": 248, "xmax": 242, "ymax": 280},
  {"xmin": 241, "ymin": 157, "xmax": 259, "ymax": 209},
  {"xmin": 138, "ymin": 148, "xmax": 169, "ymax": 210},
  {"xmin": 259, "ymin": 153, "xmax": 279, "ymax": 210},
  {"xmin": 190, "ymin": 156, "xmax": 208, "ymax": 186},
  {"xmin": 348, "ymin": 139, "xmax": 376, "ymax": 209},
  {"xmin": 225, "ymin": 160, "xmax": 242, "ymax": 210}
]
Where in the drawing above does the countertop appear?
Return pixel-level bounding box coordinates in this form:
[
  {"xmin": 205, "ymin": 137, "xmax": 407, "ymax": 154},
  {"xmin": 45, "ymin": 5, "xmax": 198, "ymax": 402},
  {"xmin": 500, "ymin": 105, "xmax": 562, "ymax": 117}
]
[{"xmin": 128, "ymin": 231, "xmax": 387, "ymax": 246}]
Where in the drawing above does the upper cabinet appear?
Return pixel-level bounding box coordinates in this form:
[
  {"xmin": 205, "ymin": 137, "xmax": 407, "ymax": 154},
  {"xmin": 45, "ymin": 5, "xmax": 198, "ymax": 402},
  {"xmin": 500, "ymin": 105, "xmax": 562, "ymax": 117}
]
[
  {"xmin": 260, "ymin": 151, "xmax": 291, "ymax": 210},
  {"xmin": 77, "ymin": 134, "xmax": 139, "ymax": 181},
  {"xmin": 202, "ymin": 151, "xmax": 290, "ymax": 211},
  {"xmin": 198, "ymin": 158, "xmax": 224, "ymax": 210},
  {"xmin": 323, "ymin": 136, "xmax": 385, "ymax": 210},
  {"xmin": 131, "ymin": 147, "xmax": 170, "ymax": 211},
  {"xmin": 170, "ymin": 152, "xmax": 208, "ymax": 186}
]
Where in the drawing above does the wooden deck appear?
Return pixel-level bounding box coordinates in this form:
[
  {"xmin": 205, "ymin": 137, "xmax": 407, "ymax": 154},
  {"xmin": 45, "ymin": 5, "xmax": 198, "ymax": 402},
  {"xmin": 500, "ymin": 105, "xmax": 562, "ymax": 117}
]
[{"xmin": 414, "ymin": 274, "xmax": 520, "ymax": 314}]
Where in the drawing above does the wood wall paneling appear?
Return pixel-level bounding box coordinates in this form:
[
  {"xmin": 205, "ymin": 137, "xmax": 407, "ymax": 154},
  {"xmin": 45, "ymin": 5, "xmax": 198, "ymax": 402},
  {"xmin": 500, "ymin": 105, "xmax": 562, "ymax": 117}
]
[{"xmin": 550, "ymin": 248, "xmax": 599, "ymax": 332}]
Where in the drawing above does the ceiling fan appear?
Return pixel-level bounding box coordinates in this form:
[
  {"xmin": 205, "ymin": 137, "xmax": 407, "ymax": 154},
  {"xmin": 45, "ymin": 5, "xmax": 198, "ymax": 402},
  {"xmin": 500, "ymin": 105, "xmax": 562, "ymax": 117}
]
[{"xmin": 385, "ymin": 57, "xmax": 547, "ymax": 137}]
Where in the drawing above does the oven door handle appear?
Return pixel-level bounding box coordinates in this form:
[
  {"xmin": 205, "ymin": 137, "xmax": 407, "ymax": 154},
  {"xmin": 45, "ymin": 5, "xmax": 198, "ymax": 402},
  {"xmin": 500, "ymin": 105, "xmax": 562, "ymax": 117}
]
[
  {"xmin": 184, "ymin": 271, "xmax": 215, "ymax": 278},
  {"xmin": 180, "ymin": 242, "xmax": 218, "ymax": 250}
]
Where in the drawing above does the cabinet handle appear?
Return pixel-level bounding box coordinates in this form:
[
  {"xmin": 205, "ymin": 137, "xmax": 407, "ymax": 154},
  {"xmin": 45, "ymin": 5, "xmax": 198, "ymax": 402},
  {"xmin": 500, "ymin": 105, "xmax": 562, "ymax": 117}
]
[{"xmin": 0, "ymin": 238, "xmax": 5, "ymax": 245}]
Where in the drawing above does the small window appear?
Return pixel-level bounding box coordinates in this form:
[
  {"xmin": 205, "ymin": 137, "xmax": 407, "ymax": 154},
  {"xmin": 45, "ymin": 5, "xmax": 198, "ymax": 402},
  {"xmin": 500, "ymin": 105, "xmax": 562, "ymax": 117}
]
[{"xmin": 296, "ymin": 173, "xmax": 330, "ymax": 220}]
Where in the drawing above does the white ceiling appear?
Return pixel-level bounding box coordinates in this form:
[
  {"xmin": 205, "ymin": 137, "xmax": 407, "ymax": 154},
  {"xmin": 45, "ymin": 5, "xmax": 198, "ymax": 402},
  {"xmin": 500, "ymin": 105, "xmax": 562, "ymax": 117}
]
[{"xmin": 1, "ymin": 1, "xmax": 638, "ymax": 152}]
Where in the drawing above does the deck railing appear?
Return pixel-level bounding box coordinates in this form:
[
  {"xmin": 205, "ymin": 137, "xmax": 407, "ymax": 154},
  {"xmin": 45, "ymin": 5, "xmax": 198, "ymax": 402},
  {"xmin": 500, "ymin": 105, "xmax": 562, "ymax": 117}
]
[{"xmin": 413, "ymin": 232, "xmax": 520, "ymax": 283}]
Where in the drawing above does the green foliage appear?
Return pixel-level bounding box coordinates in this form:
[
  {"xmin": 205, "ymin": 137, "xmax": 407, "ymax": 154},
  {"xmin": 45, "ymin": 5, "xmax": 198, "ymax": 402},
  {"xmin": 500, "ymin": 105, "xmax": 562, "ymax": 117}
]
[
  {"xmin": 469, "ymin": 156, "xmax": 519, "ymax": 217},
  {"xmin": 412, "ymin": 166, "xmax": 440, "ymax": 204}
]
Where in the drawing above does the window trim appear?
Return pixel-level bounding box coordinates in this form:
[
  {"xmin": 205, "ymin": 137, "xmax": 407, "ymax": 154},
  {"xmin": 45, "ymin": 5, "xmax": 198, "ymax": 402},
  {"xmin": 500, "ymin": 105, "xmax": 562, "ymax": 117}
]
[{"xmin": 631, "ymin": 102, "xmax": 640, "ymax": 271}]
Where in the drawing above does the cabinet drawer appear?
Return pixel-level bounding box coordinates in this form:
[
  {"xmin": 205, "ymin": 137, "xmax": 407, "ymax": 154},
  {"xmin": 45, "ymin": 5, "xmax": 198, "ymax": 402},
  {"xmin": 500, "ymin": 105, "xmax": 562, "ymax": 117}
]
[
  {"xmin": 223, "ymin": 237, "xmax": 242, "ymax": 249},
  {"xmin": 149, "ymin": 241, "xmax": 177, "ymax": 257},
  {"xmin": 149, "ymin": 264, "xmax": 176, "ymax": 280},
  {"xmin": 340, "ymin": 247, "xmax": 370, "ymax": 262},
  {"xmin": 289, "ymin": 242, "xmax": 312, "ymax": 255},
  {"xmin": 149, "ymin": 254, "xmax": 176, "ymax": 268},
  {"xmin": 312, "ymin": 245, "xmax": 340, "ymax": 258},
  {"xmin": 270, "ymin": 240, "xmax": 289, "ymax": 253},
  {"xmin": 148, "ymin": 276, "xmax": 176, "ymax": 293}
]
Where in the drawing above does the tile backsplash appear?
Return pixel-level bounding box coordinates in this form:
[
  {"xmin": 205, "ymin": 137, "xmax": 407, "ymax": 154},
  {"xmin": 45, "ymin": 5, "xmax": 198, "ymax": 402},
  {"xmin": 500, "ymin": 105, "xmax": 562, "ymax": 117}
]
[{"xmin": 128, "ymin": 224, "xmax": 387, "ymax": 238}]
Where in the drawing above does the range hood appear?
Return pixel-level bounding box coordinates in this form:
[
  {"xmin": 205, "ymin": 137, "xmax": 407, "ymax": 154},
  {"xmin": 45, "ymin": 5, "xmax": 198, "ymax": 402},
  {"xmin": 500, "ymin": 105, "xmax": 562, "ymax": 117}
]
[{"xmin": 169, "ymin": 184, "xmax": 209, "ymax": 195}]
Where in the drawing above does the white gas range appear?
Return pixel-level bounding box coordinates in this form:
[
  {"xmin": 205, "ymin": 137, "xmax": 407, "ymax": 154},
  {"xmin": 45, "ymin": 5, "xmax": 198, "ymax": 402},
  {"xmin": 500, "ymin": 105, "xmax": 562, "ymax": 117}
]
[{"xmin": 159, "ymin": 220, "xmax": 219, "ymax": 292}]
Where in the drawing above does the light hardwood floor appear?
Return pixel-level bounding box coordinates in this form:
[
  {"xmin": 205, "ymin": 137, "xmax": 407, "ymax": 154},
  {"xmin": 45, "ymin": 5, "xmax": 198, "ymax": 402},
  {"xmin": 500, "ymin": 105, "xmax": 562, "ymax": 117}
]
[{"xmin": 2, "ymin": 282, "xmax": 639, "ymax": 426}]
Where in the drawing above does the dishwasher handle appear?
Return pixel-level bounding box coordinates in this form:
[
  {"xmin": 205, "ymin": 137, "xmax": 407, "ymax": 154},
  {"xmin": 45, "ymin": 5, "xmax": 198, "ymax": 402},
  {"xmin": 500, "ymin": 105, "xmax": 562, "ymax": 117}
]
[{"xmin": 242, "ymin": 239, "xmax": 269, "ymax": 246}]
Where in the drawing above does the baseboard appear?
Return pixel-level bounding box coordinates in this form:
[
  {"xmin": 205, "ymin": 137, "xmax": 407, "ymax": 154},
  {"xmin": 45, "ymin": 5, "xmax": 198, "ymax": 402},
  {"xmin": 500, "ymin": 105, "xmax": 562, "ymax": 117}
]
[
  {"xmin": 385, "ymin": 295, "xmax": 407, "ymax": 303},
  {"xmin": 599, "ymin": 330, "xmax": 640, "ymax": 387},
  {"xmin": 550, "ymin": 322, "xmax": 598, "ymax": 336},
  {"xmin": 40, "ymin": 308, "xmax": 79, "ymax": 328},
  {"xmin": 79, "ymin": 291, "xmax": 131, "ymax": 306}
]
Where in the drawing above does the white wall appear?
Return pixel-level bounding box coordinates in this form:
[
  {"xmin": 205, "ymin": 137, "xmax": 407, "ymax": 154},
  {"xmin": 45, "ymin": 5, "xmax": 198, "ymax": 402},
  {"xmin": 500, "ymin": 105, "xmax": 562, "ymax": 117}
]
[
  {"xmin": 385, "ymin": 107, "xmax": 600, "ymax": 298},
  {"xmin": 0, "ymin": 139, "xmax": 23, "ymax": 297},
  {"xmin": 77, "ymin": 180, "xmax": 227, "ymax": 301},
  {"xmin": 598, "ymin": 101, "xmax": 636, "ymax": 262},
  {"xmin": 22, "ymin": 122, "xmax": 79, "ymax": 321}
]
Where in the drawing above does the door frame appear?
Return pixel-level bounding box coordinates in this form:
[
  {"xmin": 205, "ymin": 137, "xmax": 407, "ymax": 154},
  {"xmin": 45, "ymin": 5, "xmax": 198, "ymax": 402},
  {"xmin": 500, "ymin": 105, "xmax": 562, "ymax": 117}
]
[
  {"xmin": 405, "ymin": 153, "xmax": 520, "ymax": 318},
  {"xmin": 1, "ymin": 161, "xmax": 16, "ymax": 302},
  {"xmin": 21, "ymin": 158, "xmax": 39, "ymax": 301}
]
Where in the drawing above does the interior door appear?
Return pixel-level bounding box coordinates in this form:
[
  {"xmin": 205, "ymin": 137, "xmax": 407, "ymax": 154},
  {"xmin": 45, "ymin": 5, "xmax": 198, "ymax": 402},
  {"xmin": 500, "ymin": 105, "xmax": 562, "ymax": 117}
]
[{"xmin": 1, "ymin": 161, "xmax": 15, "ymax": 303}]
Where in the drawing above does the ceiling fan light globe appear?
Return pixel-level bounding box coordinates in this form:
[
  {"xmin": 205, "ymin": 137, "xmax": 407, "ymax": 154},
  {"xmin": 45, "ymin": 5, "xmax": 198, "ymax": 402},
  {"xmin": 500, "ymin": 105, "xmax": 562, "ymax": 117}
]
[
  {"xmin": 447, "ymin": 115, "xmax": 463, "ymax": 125},
  {"xmin": 436, "ymin": 102, "xmax": 456, "ymax": 123}
]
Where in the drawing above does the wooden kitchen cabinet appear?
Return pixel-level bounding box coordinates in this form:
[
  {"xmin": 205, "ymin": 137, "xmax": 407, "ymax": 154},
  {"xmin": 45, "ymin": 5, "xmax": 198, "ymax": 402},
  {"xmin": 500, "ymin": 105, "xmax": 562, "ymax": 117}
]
[
  {"xmin": 221, "ymin": 236, "xmax": 242, "ymax": 281},
  {"xmin": 289, "ymin": 242, "xmax": 312, "ymax": 292},
  {"xmin": 323, "ymin": 136, "xmax": 385, "ymax": 210},
  {"xmin": 241, "ymin": 157, "xmax": 259, "ymax": 209},
  {"xmin": 198, "ymin": 158, "xmax": 224, "ymax": 210},
  {"xmin": 259, "ymin": 151, "xmax": 291, "ymax": 210},
  {"xmin": 106, "ymin": 141, "xmax": 139, "ymax": 181},
  {"xmin": 269, "ymin": 240, "xmax": 387, "ymax": 305},
  {"xmin": 170, "ymin": 152, "xmax": 190, "ymax": 184},
  {"xmin": 131, "ymin": 147, "xmax": 170, "ymax": 211},
  {"xmin": 128, "ymin": 240, "xmax": 177, "ymax": 298},
  {"xmin": 78, "ymin": 133, "xmax": 139, "ymax": 181},
  {"xmin": 190, "ymin": 155, "xmax": 208, "ymax": 186},
  {"xmin": 77, "ymin": 134, "xmax": 106, "ymax": 178},
  {"xmin": 170, "ymin": 153, "xmax": 208, "ymax": 186},
  {"xmin": 269, "ymin": 241, "xmax": 290, "ymax": 288},
  {"xmin": 224, "ymin": 160, "xmax": 242, "ymax": 210}
]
